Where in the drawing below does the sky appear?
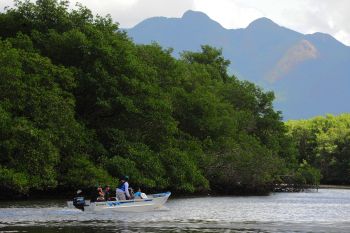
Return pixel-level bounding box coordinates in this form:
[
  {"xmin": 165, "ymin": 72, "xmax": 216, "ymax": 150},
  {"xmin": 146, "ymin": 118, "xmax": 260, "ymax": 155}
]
[{"xmin": 1, "ymin": 0, "xmax": 349, "ymax": 46}]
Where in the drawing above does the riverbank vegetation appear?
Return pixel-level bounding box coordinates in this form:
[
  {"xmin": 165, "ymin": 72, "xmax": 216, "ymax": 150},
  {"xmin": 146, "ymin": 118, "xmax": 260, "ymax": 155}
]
[
  {"xmin": 286, "ymin": 114, "xmax": 350, "ymax": 185},
  {"xmin": 0, "ymin": 0, "xmax": 346, "ymax": 198}
]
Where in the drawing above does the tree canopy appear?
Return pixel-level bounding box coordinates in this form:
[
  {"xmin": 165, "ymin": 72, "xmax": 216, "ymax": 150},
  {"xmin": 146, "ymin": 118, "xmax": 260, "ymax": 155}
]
[
  {"xmin": 0, "ymin": 0, "xmax": 324, "ymax": 197},
  {"xmin": 286, "ymin": 114, "xmax": 350, "ymax": 184}
]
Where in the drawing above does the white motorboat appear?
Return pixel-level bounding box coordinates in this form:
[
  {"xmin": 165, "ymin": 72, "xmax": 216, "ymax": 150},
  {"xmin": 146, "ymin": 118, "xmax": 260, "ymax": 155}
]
[{"xmin": 67, "ymin": 192, "xmax": 171, "ymax": 212}]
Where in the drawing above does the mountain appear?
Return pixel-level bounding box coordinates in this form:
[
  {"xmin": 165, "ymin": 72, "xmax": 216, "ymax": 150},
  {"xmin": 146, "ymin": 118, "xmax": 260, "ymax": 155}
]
[{"xmin": 125, "ymin": 10, "xmax": 350, "ymax": 119}]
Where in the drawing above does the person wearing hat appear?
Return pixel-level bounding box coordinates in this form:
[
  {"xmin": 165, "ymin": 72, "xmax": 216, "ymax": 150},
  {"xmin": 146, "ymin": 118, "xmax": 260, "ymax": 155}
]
[{"xmin": 116, "ymin": 175, "xmax": 130, "ymax": 200}]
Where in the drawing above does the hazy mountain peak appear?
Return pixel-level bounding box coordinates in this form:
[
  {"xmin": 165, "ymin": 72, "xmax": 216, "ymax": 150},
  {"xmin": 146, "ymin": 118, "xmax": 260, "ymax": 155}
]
[
  {"xmin": 181, "ymin": 10, "xmax": 224, "ymax": 29},
  {"xmin": 182, "ymin": 10, "xmax": 210, "ymax": 20},
  {"xmin": 307, "ymin": 32, "xmax": 348, "ymax": 48},
  {"xmin": 247, "ymin": 17, "xmax": 279, "ymax": 30},
  {"xmin": 311, "ymin": 32, "xmax": 337, "ymax": 40}
]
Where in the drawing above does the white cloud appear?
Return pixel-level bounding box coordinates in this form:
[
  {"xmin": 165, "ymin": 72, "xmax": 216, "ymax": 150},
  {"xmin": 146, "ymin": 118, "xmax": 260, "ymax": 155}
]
[
  {"xmin": 193, "ymin": 0, "xmax": 350, "ymax": 46},
  {"xmin": 262, "ymin": 0, "xmax": 350, "ymax": 46},
  {"xmin": 193, "ymin": 0, "xmax": 264, "ymax": 29},
  {"xmin": 0, "ymin": 1, "xmax": 14, "ymax": 10},
  {"xmin": 0, "ymin": 0, "xmax": 194, "ymax": 28},
  {"xmin": 335, "ymin": 30, "xmax": 350, "ymax": 46},
  {"xmin": 1, "ymin": 0, "xmax": 349, "ymax": 45},
  {"xmin": 70, "ymin": 0, "xmax": 195, "ymax": 28}
]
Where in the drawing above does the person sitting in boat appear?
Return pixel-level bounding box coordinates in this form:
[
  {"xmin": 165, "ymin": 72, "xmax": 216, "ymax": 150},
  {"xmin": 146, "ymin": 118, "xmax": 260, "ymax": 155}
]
[
  {"xmin": 72, "ymin": 189, "xmax": 86, "ymax": 211},
  {"xmin": 104, "ymin": 185, "xmax": 111, "ymax": 201},
  {"xmin": 134, "ymin": 187, "xmax": 148, "ymax": 199},
  {"xmin": 75, "ymin": 189, "xmax": 83, "ymax": 197},
  {"xmin": 96, "ymin": 186, "xmax": 105, "ymax": 201},
  {"xmin": 129, "ymin": 187, "xmax": 135, "ymax": 199},
  {"xmin": 116, "ymin": 175, "xmax": 131, "ymax": 200}
]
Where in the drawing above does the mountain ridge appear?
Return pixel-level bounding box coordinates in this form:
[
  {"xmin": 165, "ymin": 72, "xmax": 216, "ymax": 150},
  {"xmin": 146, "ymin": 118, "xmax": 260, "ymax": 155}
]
[{"xmin": 126, "ymin": 10, "xmax": 350, "ymax": 119}]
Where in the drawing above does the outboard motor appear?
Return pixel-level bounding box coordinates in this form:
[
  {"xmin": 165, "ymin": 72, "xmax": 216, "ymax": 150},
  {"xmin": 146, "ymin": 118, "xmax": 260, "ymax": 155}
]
[{"xmin": 73, "ymin": 196, "xmax": 86, "ymax": 211}]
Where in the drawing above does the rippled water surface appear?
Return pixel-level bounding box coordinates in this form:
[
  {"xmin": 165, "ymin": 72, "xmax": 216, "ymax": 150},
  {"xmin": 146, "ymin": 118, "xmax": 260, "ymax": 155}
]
[{"xmin": 1, "ymin": 189, "xmax": 350, "ymax": 232}]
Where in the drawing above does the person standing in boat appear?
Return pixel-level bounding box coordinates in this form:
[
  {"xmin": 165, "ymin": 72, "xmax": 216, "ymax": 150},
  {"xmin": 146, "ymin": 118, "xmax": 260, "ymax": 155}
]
[{"xmin": 116, "ymin": 175, "xmax": 131, "ymax": 200}]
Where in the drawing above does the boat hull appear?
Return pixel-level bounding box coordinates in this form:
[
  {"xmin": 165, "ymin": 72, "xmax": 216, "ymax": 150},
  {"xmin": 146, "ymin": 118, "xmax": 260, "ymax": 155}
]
[{"xmin": 67, "ymin": 192, "xmax": 171, "ymax": 212}]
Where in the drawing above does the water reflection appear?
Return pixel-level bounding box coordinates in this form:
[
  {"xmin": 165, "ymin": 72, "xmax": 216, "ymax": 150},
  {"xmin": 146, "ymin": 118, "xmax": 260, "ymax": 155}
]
[{"xmin": 1, "ymin": 189, "xmax": 350, "ymax": 233}]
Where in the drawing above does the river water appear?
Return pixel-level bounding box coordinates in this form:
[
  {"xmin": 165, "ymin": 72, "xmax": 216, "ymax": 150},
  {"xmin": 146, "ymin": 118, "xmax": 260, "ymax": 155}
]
[{"xmin": 0, "ymin": 189, "xmax": 349, "ymax": 233}]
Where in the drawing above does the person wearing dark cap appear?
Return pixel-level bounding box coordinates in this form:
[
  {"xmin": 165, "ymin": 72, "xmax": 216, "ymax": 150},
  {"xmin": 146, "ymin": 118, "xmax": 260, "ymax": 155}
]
[{"xmin": 116, "ymin": 175, "xmax": 130, "ymax": 200}]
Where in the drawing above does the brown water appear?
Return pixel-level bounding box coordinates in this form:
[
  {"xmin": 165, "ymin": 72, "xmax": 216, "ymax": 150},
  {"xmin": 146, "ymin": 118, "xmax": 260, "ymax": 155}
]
[{"xmin": 1, "ymin": 189, "xmax": 350, "ymax": 232}]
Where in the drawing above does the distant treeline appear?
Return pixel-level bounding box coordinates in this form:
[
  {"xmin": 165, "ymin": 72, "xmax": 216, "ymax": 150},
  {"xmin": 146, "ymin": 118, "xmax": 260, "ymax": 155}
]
[
  {"xmin": 0, "ymin": 0, "xmax": 343, "ymax": 198},
  {"xmin": 287, "ymin": 114, "xmax": 350, "ymax": 185}
]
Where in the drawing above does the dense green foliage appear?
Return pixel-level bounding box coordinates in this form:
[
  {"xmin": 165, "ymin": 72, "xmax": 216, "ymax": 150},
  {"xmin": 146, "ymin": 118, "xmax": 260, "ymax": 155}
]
[
  {"xmin": 287, "ymin": 114, "xmax": 350, "ymax": 185},
  {"xmin": 0, "ymin": 0, "xmax": 316, "ymax": 196}
]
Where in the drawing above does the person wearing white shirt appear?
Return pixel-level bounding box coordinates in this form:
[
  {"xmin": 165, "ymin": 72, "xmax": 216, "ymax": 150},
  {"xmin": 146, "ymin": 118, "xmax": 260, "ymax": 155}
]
[{"xmin": 116, "ymin": 175, "xmax": 130, "ymax": 200}]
